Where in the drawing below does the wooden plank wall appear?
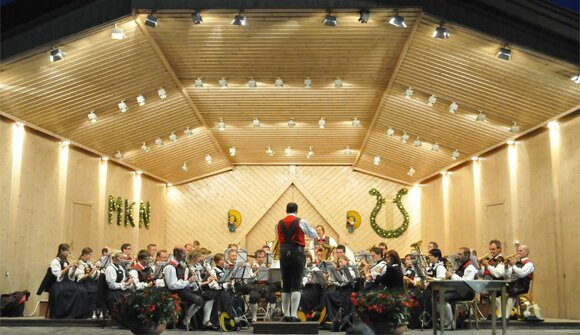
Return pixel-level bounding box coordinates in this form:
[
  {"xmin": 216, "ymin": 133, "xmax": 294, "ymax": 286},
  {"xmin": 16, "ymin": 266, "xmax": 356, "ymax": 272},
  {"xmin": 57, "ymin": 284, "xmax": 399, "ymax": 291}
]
[
  {"xmin": 421, "ymin": 115, "xmax": 580, "ymax": 319},
  {"xmin": 166, "ymin": 165, "xmax": 422, "ymax": 258}
]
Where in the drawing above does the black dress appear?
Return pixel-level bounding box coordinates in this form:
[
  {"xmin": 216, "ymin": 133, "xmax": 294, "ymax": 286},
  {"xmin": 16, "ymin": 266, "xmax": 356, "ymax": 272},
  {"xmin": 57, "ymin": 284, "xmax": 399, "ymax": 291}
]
[
  {"xmin": 49, "ymin": 258, "xmax": 89, "ymax": 319},
  {"xmin": 75, "ymin": 261, "xmax": 99, "ymax": 316}
]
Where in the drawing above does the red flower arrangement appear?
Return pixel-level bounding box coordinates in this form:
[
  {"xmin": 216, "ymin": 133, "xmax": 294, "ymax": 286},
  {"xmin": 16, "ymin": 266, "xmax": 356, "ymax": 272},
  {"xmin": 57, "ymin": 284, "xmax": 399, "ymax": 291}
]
[
  {"xmin": 351, "ymin": 289, "xmax": 417, "ymax": 326},
  {"xmin": 113, "ymin": 287, "xmax": 181, "ymax": 326}
]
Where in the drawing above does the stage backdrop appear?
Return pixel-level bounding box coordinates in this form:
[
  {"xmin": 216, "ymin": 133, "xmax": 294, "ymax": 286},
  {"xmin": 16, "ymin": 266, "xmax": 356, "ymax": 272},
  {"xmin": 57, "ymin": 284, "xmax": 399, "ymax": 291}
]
[
  {"xmin": 421, "ymin": 115, "xmax": 579, "ymax": 319},
  {"xmin": 166, "ymin": 165, "xmax": 422, "ymax": 262}
]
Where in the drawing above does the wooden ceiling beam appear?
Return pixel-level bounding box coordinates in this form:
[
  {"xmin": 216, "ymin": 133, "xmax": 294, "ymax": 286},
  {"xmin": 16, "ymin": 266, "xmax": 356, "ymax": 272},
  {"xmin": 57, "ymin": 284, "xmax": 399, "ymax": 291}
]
[
  {"xmin": 134, "ymin": 12, "xmax": 233, "ymax": 171},
  {"xmin": 353, "ymin": 11, "xmax": 424, "ymax": 168}
]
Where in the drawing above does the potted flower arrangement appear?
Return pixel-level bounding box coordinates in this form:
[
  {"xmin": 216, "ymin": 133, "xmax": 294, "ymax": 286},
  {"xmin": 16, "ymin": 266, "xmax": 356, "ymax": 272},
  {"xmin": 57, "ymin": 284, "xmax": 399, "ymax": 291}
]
[
  {"xmin": 351, "ymin": 289, "xmax": 416, "ymax": 335},
  {"xmin": 113, "ymin": 287, "xmax": 181, "ymax": 335}
]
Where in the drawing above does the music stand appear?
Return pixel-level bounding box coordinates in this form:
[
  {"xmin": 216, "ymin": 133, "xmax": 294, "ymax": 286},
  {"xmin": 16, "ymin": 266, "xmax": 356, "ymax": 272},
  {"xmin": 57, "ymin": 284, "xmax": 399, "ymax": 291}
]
[
  {"xmin": 268, "ymin": 268, "xmax": 282, "ymax": 283},
  {"xmin": 310, "ymin": 270, "xmax": 325, "ymax": 285},
  {"xmin": 237, "ymin": 249, "xmax": 248, "ymax": 263},
  {"xmin": 265, "ymin": 253, "xmax": 274, "ymax": 267},
  {"xmin": 256, "ymin": 267, "xmax": 269, "ymax": 282}
]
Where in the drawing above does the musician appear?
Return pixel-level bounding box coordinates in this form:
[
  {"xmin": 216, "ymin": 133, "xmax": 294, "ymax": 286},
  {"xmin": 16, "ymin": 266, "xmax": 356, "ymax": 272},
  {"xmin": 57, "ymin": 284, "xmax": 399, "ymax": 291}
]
[
  {"xmin": 314, "ymin": 247, "xmax": 325, "ymax": 266},
  {"xmin": 47, "ymin": 243, "xmax": 88, "ymax": 319},
  {"xmin": 184, "ymin": 243, "xmax": 193, "ymax": 253},
  {"xmin": 301, "ymin": 253, "xmax": 322, "ymax": 315},
  {"xmin": 277, "ymin": 202, "xmax": 318, "ymax": 322},
  {"xmin": 320, "ymin": 255, "xmax": 356, "ymax": 326},
  {"xmin": 376, "ymin": 250, "xmax": 404, "ymax": 292},
  {"xmin": 74, "ymin": 247, "xmax": 100, "ymax": 317},
  {"xmin": 105, "ymin": 250, "xmax": 134, "ymax": 313},
  {"xmin": 425, "ymin": 248, "xmax": 453, "ymax": 330},
  {"xmin": 309, "ymin": 225, "xmax": 337, "ymax": 251},
  {"xmin": 193, "ymin": 240, "xmax": 201, "ymax": 250},
  {"xmin": 187, "ymin": 250, "xmax": 218, "ymax": 330},
  {"xmin": 426, "ymin": 241, "xmax": 439, "ymax": 253},
  {"xmin": 480, "ymin": 239, "xmax": 506, "ymax": 280},
  {"xmin": 151, "ymin": 249, "xmax": 169, "ymax": 287},
  {"xmin": 129, "ymin": 250, "xmax": 155, "ymax": 290},
  {"xmin": 163, "ymin": 246, "xmax": 205, "ymax": 330},
  {"xmin": 378, "ymin": 242, "xmax": 388, "ymax": 258},
  {"xmin": 403, "ymin": 254, "xmax": 416, "ymax": 281},
  {"xmin": 247, "ymin": 250, "xmax": 276, "ymax": 324},
  {"xmin": 503, "ymin": 244, "xmax": 534, "ymax": 319},
  {"xmin": 362, "ymin": 247, "xmax": 387, "ymax": 290},
  {"xmin": 98, "ymin": 247, "xmax": 112, "ymax": 270},
  {"xmin": 120, "ymin": 243, "xmax": 133, "ymax": 270}
]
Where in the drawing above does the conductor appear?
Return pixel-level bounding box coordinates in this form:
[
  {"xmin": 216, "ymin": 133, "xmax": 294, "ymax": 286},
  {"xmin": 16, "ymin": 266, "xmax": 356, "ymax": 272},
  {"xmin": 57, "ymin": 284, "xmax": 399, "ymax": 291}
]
[{"xmin": 277, "ymin": 202, "xmax": 318, "ymax": 322}]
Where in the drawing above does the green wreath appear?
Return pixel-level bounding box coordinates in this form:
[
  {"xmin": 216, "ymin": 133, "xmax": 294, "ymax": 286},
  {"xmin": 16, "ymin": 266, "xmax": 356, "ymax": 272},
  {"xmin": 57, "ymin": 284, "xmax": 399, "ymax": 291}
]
[
  {"xmin": 108, "ymin": 195, "xmax": 123, "ymax": 225},
  {"xmin": 124, "ymin": 199, "xmax": 136, "ymax": 227},
  {"xmin": 369, "ymin": 188, "xmax": 410, "ymax": 238},
  {"xmin": 139, "ymin": 201, "xmax": 151, "ymax": 229}
]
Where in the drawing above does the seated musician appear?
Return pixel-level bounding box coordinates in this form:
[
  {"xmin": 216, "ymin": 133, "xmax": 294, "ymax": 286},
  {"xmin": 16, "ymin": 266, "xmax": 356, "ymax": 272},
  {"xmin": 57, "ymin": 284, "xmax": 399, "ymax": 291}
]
[
  {"xmin": 319, "ymin": 256, "xmax": 356, "ymax": 326},
  {"xmin": 375, "ymin": 250, "xmax": 404, "ymax": 292},
  {"xmin": 479, "ymin": 239, "xmax": 506, "ymax": 280},
  {"xmin": 74, "ymin": 247, "xmax": 100, "ymax": 317},
  {"xmin": 207, "ymin": 252, "xmax": 240, "ymax": 330},
  {"xmin": 128, "ymin": 250, "xmax": 155, "ymax": 290},
  {"xmin": 151, "ymin": 249, "xmax": 169, "ymax": 287},
  {"xmin": 403, "ymin": 254, "xmax": 416, "ymax": 287},
  {"xmin": 378, "ymin": 242, "xmax": 388, "ymax": 258},
  {"xmin": 163, "ymin": 247, "xmax": 204, "ymax": 330},
  {"xmin": 105, "ymin": 250, "xmax": 134, "ymax": 313},
  {"xmin": 247, "ymin": 249, "xmax": 276, "ymax": 323},
  {"xmin": 120, "ymin": 243, "xmax": 133, "ymax": 269},
  {"xmin": 314, "ymin": 247, "xmax": 325, "ymax": 267},
  {"xmin": 503, "ymin": 244, "xmax": 534, "ymax": 319},
  {"xmin": 47, "ymin": 243, "xmax": 89, "ymax": 319},
  {"xmin": 361, "ymin": 247, "xmax": 387, "ymax": 291},
  {"xmin": 425, "ymin": 248, "xmax": 454, "ymax": 330},
  {"xmin": 309, "ymin": 225, "xmax": 337, "ymax": 251},
  {"xmin": 301, "ymin": 253, "xmax": 322, "ymax": 318},
  {"xmin": 186, "ymin": 250, "xmax": 218, "ymax": 330}
]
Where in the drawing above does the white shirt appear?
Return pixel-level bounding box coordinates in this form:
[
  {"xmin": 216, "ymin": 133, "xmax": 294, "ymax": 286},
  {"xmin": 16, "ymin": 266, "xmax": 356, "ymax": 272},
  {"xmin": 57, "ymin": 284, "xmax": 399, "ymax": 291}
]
[
  {"xmin": 129, "ymin": 264, "xmax": 153, "ymax": 290},
  {"xmin": 369, "ymin": 260, "xmax": 387, "ymax": 281},
  {"xmin": 479, "ymin": 255, "xmax": 506, "ymax": 279},
  {"xmin": 507, "ymin": 257, "xmax": 534, "ymax": 279},
  {"xmin": 451, "ymin": 262, "xmax": 478, "ymax": 280},
  {"xmin": 429, "ymin": 261, "xmax": 447, "ymax": 280},
  {"xmin": 105, "ymin": 264, "xmax": 129, "ymax": 290},
  {"xmin": 50, "ymin": 258, "xmax": 74, "ymax": 282},
  {"xmin": 74, "ymin": 260, "xmax": 99, "ymax": 282},
  {"xmin": 163, "ymin": 261, "xmax": 193, "ymax": 290}
]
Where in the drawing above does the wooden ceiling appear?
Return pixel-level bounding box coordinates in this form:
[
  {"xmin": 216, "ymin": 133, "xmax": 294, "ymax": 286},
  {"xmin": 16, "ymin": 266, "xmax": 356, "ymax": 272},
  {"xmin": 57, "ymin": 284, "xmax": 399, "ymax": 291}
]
[{"xmin": 0, "ymin": 9, "xmax": 578, "ymax": 184}]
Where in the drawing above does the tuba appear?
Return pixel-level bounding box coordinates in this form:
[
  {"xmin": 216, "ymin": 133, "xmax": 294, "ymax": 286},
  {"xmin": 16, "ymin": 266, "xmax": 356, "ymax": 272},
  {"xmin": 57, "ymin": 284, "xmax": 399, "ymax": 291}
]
[
  {"xmin": 272, "ymin": 239, "xmax": 280, "ymax": 260},
  {"xmin": 410, "ymin": 240, "xmax": 428, "ymax": 271},
  {"xmin": 320, "ymin": 244, "xmax": 335, "ymax": 261}
]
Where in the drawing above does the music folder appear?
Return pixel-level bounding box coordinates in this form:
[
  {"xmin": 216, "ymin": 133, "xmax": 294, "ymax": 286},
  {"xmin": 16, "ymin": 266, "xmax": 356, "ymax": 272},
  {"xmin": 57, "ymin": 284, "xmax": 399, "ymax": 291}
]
[
  {"xmin": 233, "ymin": 264, "xmax": 254, "ymax": 279},
  {"xmin": 268, "ymin": 268, "xmax": 282, "ymax": 283},
  {"xmin": 256, "ymin": 267, "xmax": 269, "ymax": 281}
]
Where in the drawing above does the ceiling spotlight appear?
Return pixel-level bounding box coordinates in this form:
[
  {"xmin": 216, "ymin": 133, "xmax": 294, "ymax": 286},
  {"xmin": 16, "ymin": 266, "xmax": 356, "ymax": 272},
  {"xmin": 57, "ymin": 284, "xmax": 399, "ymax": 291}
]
[
  {"xmin": 449, "ymin": 101, "xmax": 458, "ymax": 114},
  {"xmin": 285, "ymin": 147, "xmax": 292, "ymax": 156},
  {"xmin": 413, "ymin": 137, "xmax": 422, "ymax": 147},
  {"xmin": 219, "ymin": 77, "xmax": 228, "ymax": 88},
  {"xmin": 266, "ymin": 147, "xmax": 274, "ymax": 156},
  {"xmin": 451, "ymin": 149, "xmax": 460, "ymax": 160},
  {"xmin": 253, "ymin": 118, "xmax": 260, "ymax": 127},
  {"xmin": 471, "ymin": 156, "xmax": 479, "ymax": 161},
  {"xmin": 158, "ymin": 87, "xmax": 167, "ymax": 99},
  {"xmin": 401, "ymin": 132, "xmax": 410, "ymax": 143},
  {"xmin": 111, "ymin": 24, "xmax": 126, "ymax": 40},
  {"xmin": 307, "ymin": 146, "xmax": 314, "ymax": 158},
  {"xmin": 101, "ymin": 157, "xmax": 109, "ymax": 161},
  {"xmin": 373, "ymin": 155, "xmax": 381, "ymax": 165},
  {"xmin": 192, "ymin": 11, "xmax": 203, "ymax": 24},
  {"xmin": 506, "ymin": 140, "xmax": 516, "ymax": 145},
  {"xmin": 386, "ymin": 127, "xmax": 395, "ymax": 137},
  {"xmin": 87, "ymin": 110, "xmax": 97, "ymax": 123},
  {"xmin": 135, "ymin": 170, "xmax": 143, "ymax": 175},
  {"xmin": 136, "ymin": 95, "xmax": 146, "ymax": 106},
  {"xmin": 229, "ymin": 147, "xmax": 236, "ymax": 156},
  {"xmin": 288, "ymin": 119, "xmax": 296, "ymax": 127},
  {"xmin": 323, "ymin": 14, "xmax": 337, "ymax": 27},
  {"xmin": 184, "ymin": 127, "xmax": 193, "ymax": 137},
  {"xmin": 304, "ymin": 77, "xmax": 312, "ymax": 88},
  {"xmin": 335, "ymin": 77, "xmax": 343, "ymax": 88},
  {"xmin": 166, "ymin": 183, "xmax": 173, "ymax": 187},
  {"xmin": 404, "ymin": 87, "xmax": 413, "ymax": 99},
  {"xmin": 232, "ymin": 13, "xmax": 247, "ymax": 26},
  {"xmin": 155, "ymin": 137, "xmax": 164, "ymax": 146},
  {"xmin": 275, "ymin": 77, "xmax": 284, "ymax": 88},
  {"xmin": 205, "ymin": 154, "xmax": 213, "ymax": 163},
  {"xmin": 318, "ymin": 118, "xmax": 326, "ymax": 129},
  {"xmin": 114, "ymin": 151, "xmax": 123, "ymax": 160},
  {"xmin": 145, "ymin": 14, "xmax": 158, "ymax": 28},
  {"xmin": 248, "ymin": 78, "xmax": 257, "ymax": 88},
  {"xmin": 352, "ymin": 117, "xmax": 361, "ymax": 127},
  {"xmin": 118, "ymin": 100, "xmax": 129, "ymax": 113},
  {"xmin": 169, "ymin": 132, "xmax": 178, "ymax": 142},
  {"xmin": 217, "ymin": 118, "xmax": 225, "ymax": 131},
  {"xmin": 571, "ymin": 75, "xmax": 580, "ymax": 84},
  {"xmin": 433, "ymin": 24, "xmax": 449, "ymax": 39},
  {"xmin": 509, "ymin": 122, "xmax": 520, "ymax": 133},
  {"xmin": 344, "ymin": 146, "xmax": 352, "ymax": 155},
  {"xmin": 61, "ymin": 140, "xmax": 70, "ymax": 147},
  {"xmin": 358, "ymin": 10, "xmax": 370, "ymax": 24},
  {"xmin": 431, "ymin": 143, "xmax": 440, "ymax": 152},
  {"xmin": 498, "ymin": 47, "xmax": 511, "ymax": 61},
  {"xmin": 15, "ymin": 121, "xmax": 24, "ymax": 127},
  {"xmin": 427, "ymin": 95, "xmax": 437, "ymax": 107},
  {"xmin": 182, "ymin": 162, "xmax": 189, "ymax": 172},
  {"xmin": 476, "ymin": 111, "xmax": 486, "ymax": 122},
  {"xmin": 49, "ymin": 48, "xmax": 64, "ymax": 62},
  {"xmin": 389, "ymin": 10, "xmax": 407, "ymax": 28},
  {"xmin": 194, "ymin": 77, "xmax": 203, "ymax": 88},
  {"xmin": 141, "ymin": 142, "xmax": 150, "ymax": 153},
  {"xmin": 547, "ymin": 121, "xmax": 559, "ymax": 129},
  {"xmin": 407, "ymin": 167, "xmax": 416, "ymax": 176}
]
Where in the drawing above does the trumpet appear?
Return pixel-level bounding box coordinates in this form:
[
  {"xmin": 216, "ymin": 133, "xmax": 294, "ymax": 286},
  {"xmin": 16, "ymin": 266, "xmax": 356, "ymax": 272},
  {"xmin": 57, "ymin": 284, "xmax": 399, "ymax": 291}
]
[
  {"xmin": 503, "ymin": 253, "xmax": 518, "ymax": 265},
  {"xmin": 478, "ymin": 253, "xmax": 490, "ymax": 262}
]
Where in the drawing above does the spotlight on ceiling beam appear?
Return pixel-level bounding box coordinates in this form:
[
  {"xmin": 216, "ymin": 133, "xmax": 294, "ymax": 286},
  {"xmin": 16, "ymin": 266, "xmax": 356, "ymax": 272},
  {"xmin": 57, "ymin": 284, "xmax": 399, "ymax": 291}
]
[
  {"xmin": 155, "ymin": 137, "xmax": 164, "ymax": 146},
  {"xmin": 318, "ymin": 118, "xmax": 326, "ymax": 129},
  {"xmin": 448, "ymin": 101, "xmax": 458, "ymax": 114},
  {"xmin": 115, "ymin": 151, "xmax": 124, "ymax": 160},
  {"xmin": 413, "ymin": 137, "xmax": 422, "ymax": 147},
  {"xmin": 229, "ymin": 147, "xmax": 236, "ymax": 157},
  {"xmin": 433, "ymin": 24, "xmax": 449, "ymax": 39},
  {"xmin": 401, "ymin": 132, "xmax": 409, "ymax": 143},
  {"xmin": 253, "ymin": 118, "xmax": 260, "ymax": 128},
  {"xmin": 182, "ymin": 162, "xmax": 189, "ymax": 172},
  {"xmin": 205, "ymin": 154, "xmax": 213, "ymax": 163},
  {"xmin": 498, "ymin": 47, "xmax": 511, "ymax": 61},
  {"xmin": 218, "ymin": 118, "xmax": 225, "ymax": 131},
  {"xmin": 111, "ymin": 24, "xmax": 126, "ymax": 40},
  {"xmin": 509, "ymin": 122, "xmax": 520, "ymax": 133},
  {"xmin": 389, "ymin": 10, "xmax": 407, "ymax": 28},
  {"xmin": 118, "ymin": 100, "xmax": 129, "ymax": 113},
  {"xmin": 431, "ymin": 143, "xmax": 440, "ymax": 152},
  {"xmin": 169, "ymin": 132, "xmax": 178, "ymax": 142},
  {"xmin": 571, "ymin": 74, "xmax": 580, "ymax": 84},
  {"xmin": 306, "ymin": 146, "xmax": 314, "ymax": 159},
  {"xmin": 184, "ymin": 127, "xmax": 193, "ymax": 137},
  {"xmin": 352, "ymin": 117, "xmax": 361, "ymax": 127},
  {"xmin": 141, "ymin": 142, "xmax": 150, "ymax": 153},
  {"xmin": 275, "ymin": 77, "xmax": 284, "ymax": 88},
  {"xmin": 323, "ymin": 14, "xmax": 337, "ymax": 27},
  {"xmin": 158, "ymin": 87, "xmax": 167, "ymax": 99},
  {"xmin": 288, "ymin": 119, "xmax": 296, "ymax": 127},
  {"xmin": 145, "ymin": 14, "xmax": 158, "ymax": 28},
  {"xmin": 219, "ymin": 77, "xmax": 228, "ymax": 88},
  {"xmin": 476, "ymin": 111, "xmax": 486, "ymax": 122},
  {"xmin": 192, "ymin": 11, "xmax": 203, "ymax": 25},
  {"xmin": 358, "ymin": 10, "xmax": 370, "ymax": 24},
  {"xmin": 232, "ymin": 13, "xmax": 247, "ymax": 26},
  {"xmin": 266, "ymin": 147, "xmax": 274, "ymax": 156},
  {"xmin": 49, "ymin": 48, "xmax": 64, "ymax": 62},
  {"xmin": 284, "ymin": 147, "xmax": 292, "ymax": 156},
  {"xmin": 136, "ymin": 95, "xmax": 146, "ymax": 106},
  {"xmin": 426, "ymin": 95, "xmax": 437, "ymax": 107}
]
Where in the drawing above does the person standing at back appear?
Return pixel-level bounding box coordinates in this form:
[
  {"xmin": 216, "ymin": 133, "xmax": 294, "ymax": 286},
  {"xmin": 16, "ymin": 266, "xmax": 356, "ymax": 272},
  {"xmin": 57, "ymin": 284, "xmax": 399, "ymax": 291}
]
[{"xmin": 277, "ymin": 202, "xmax": 318, "ymax": 322}]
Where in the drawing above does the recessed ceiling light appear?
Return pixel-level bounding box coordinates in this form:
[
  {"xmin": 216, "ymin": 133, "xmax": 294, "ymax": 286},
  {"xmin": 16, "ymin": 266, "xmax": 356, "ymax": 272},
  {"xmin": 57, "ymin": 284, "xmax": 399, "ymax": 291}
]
[
  {"xmin": 87, "ymin": 110, "xmax": 97, "ymax": 123},
  {"xmin": 135, "ymin": 170, "xmax": 143, "ymax": 175},
  {"xmin": 61, "ymin": 140, "xmax": 70, "ymax": 147},
  {"xmin": 101, "ymin": 157, "xmax": 109, "ymax": 161},
  {"xmin": 166, "ymin": 183, "xmax": 173, "ymax": 187},
  {"xmin": 506, "ymin": 140, "xmax": 516, "ymax": 145}
]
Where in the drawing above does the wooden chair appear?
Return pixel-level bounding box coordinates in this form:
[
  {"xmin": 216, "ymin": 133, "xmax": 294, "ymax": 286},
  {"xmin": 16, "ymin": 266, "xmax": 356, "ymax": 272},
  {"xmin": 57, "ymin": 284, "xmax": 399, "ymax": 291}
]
[
  {"xmin": 515, "ymin": 279, "xmax": 534, "ymax": 320},
  {"xmin": 453, "ymin": 294, "xmax": 481, "ymax": 329}
]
